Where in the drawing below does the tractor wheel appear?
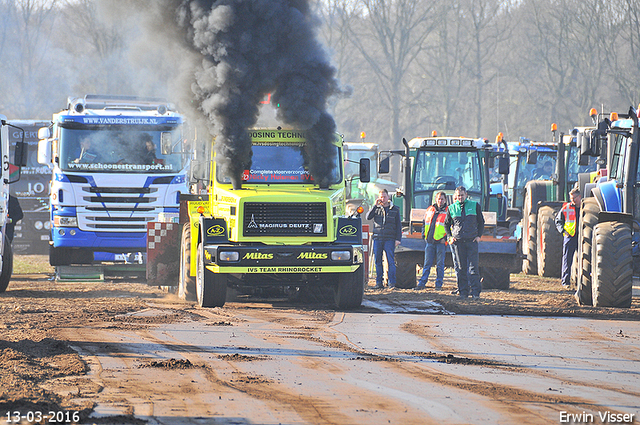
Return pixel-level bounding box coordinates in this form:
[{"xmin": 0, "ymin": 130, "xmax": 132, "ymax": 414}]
[
  {"xmin": 178, "ymin": 223, "xmax": 196, "ymax": 301},
  {"xmin": 536, "ymin": 206, "xmax": 562, "ymax": 277},
  {"xmin": 522, "ymin": 213, "xmax": 537, "ymax": 275},
  {"xmin": 576, "ymin": 197, "xmax": 599, "ymax": 306},
  {"xmin": 480, "ymin": 267, "xmax": 510, "ymax": 290},
  {"xmin": 570, "ymin": 249, "xmax": 578, "ymax": 288},
  {"xmin": 196, "ymin": 243, "xmax": 227, "ymax": 308},
  {"xmin": 394, "ymin": 251, "xmax": 420, "ymax": 289},
  {"xmin": 334, "ymin": 266, "xmax": 365, "ymax": 309},
  {"xmin": 591, "ymin": 222, "xmax": 633, "ymax": 308},
  {"xmin": 0, "ymin": 236, "xmax": 13, "ymax": 293}
]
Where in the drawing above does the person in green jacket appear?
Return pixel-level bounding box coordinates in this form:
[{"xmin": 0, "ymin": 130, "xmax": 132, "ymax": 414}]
[{"xmin": 444, "ymin": 186, "xmax": 484, "ymax": 299}]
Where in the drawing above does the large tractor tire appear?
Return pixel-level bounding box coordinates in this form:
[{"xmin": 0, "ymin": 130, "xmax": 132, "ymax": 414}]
[
  {"xmin": 576, "ymin": 197, "xmax": 599, "ymax": 306},
  {"xmin": 395, "ymin": 251, "xmax": 420, "ymax": 289},
  {"xmin": 178, "ymin": 223, "xmax": 196, "ymax": 301},
  {"xmin": 196, "ymin": 243, "xmax": 227, "ymax": 308},
  {"xmin": 334, "ymin": 266, "xmax": 365, "ymax": 309},
  {"xmin": 479, "ymin": 267, "xmax": 510, "ymax": 290},
  {"xmin": 536, "ymin": 206, "xmax": 562, "ymax": 277},
  {"xmin": 0, "ymin": 236, "xmax": 13, "ymax": 293},
  {"xmin": 570, "ymin": 250, "xmax": 578, "ymax": 288},
  {"xmin": 591, "ymin": 222, "xmax": 633, "ymax": 308},
  {"xmin": 522, "ymin": 213, "xmax": 537, "ymax": 274}
]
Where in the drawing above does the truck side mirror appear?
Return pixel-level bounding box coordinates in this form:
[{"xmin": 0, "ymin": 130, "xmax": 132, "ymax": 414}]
[
  {"xmin": 526, "ymin": 149, "xmax": 538, "ymax": 164},
  {"xmin": 359, "ymin": 158, "xmax": 370, "ymax": 183},
  {"xmin": 38, "ymin": 139, "xmax": 51, "ymax": 165},
  {"xmin": 14, "ymin": 141, "xmax": 27, "ymax": 167},
  {"xmin": 379, "ymin": 156, "xmax": 390, "ymax": 174},
  {"xmin": 161, "ymin": 132, "xmax": 172, "ymax": 155},
  {"xmin": 38, "ymin": 127, "xmax": 51, "ymax": 139},
  {"xmin": 498, "ymin": 156, "xmax": 509, "ymax": 174},
  {"xmin": 578, "ymin": 150, "xmax": 589, "ymax": 166}
]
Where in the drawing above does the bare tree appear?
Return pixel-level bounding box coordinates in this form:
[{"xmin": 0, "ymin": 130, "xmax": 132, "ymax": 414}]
[
  {"xmin": 3, "ymin": 0, "xmax": 58, "ymax": 117},
  {"xmin": 465, "ymin": 0, "xmax": 512, "ymax": 137},
  {"xmin": 413, "ymin": 0, "xmax": 472, "ymax": 136},
  {"xmin": 347, "ymin": 0, "xmax": 438, "ymax": 145}
]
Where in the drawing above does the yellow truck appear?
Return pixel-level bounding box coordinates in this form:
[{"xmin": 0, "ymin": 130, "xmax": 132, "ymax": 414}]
[{"xmin": 177, "ymin": 128, "xmax": 369, "ymax": 309}]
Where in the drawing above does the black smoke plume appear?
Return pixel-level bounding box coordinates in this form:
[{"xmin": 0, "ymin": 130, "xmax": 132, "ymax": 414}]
[{"xmin": 153, "ymin": 0, "xmax": 344, "ymax": 189}]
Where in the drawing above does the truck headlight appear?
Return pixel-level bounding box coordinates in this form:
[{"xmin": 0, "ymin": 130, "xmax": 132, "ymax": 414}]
[
  {"xmin": 219, "ymin": 251, "xmax": 239, "ymax": 262},
  {"xmin": 34, "ymin": 221, "xmax": 43, "ymax": 230},
  {"xmin": 331, "ymin": 250, "xmax": 351, "ymax": 261},
  {"xmin": 53, "ymin": 216, "xmax": 78, "ymax": 227}
]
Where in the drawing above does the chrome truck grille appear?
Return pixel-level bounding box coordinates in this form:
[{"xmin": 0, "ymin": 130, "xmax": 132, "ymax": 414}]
[
  {"xmin": 243, "ymin": 202, "xmax": 327, "ymax": 237},
  {"xmin": 77, "ymin": 185, "xmax": 159, "ymax": 231}
]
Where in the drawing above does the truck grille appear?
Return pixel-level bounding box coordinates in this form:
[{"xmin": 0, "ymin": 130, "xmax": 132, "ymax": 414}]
[
  {"xmin": 77, "ymin": 185, "xmax": 160, "ymax": 232},
  {"xmin": 243, "ymin": 202, "xmax": 327, "ymax": 237}
]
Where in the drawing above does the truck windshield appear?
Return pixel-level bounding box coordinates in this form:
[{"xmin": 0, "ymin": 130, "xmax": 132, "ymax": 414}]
[
  {"xmin": 413, "ymin": 149, "xmax": 482, "ymax": 208},
  {"xmin": 59, "ymin": 126, "xmax": 184, "ymax": 174},
  {"xmin": 217, "ymin": 142, "xmax": 342, "ymax": 184}
]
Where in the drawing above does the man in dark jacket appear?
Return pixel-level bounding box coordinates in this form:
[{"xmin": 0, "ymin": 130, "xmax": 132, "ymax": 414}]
[
  {"xmin": 444, "ymin": 186, "xmax": 484, "ymax": 298},
  {"xmin": 366, "ymin": 189, "xmax": 402, "ymax": 289}
]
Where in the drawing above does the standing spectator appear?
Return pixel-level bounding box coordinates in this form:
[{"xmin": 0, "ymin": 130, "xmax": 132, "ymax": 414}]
[
  {"xmin": 555, "ymin": 187, "xmax": 581, "ymax": 288},
  {"xmin": 444, "ymin": 186, "xmax": 484, "ymax": 299},
  {"xmin": 416, "ymin": 191, "xmax": 448, "ymax": 290},
  {"xmin": 7, "ymin": 195, "xmax": 23, "ymax": 243},
  {"xmin": 367, "ymin": 189, "xmax": 402, "ymax": 289}
]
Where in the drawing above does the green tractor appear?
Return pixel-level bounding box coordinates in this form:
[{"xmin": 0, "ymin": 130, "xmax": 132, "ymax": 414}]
[{"xmin": 379, "ymin": 135, "xmax": 518, "ymax": 290}]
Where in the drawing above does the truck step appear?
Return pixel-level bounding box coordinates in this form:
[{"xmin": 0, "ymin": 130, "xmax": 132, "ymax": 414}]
[{"xmin": 56, "ymin": 266, "xmax": 105, "ymax": 282}]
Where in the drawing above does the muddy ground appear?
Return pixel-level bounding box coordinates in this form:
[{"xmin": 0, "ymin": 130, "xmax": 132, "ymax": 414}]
[{"xmin": 1, "ymin": 256, "xmax": 638, "ymax": 423}]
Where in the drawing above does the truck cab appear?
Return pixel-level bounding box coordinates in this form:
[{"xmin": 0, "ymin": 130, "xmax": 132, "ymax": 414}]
[{"xmin": 179, "ymin": 129, "xmax": 369, "ymax": 309}]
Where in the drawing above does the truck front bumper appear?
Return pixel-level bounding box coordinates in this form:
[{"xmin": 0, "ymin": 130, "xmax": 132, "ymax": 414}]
[{"xmin": 202, "ymin": 244, "xmax": 364, "ymax": 275}]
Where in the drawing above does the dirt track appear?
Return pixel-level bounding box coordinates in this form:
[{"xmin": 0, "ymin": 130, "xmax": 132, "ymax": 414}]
[{"xmin": 1, "ymin": 257, "xmax": 639, "ymax": 424}]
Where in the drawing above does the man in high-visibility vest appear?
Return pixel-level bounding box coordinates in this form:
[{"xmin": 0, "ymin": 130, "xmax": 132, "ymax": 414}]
[
  {"xmin": 416, "ymin": 191, "xmax": 448, "ymax": 290},
  {"xmin": 555, "ymin": 187, "xmax": 581, "ymax": 288},
  {"xmin": 444, "ymin": 186, "xmax": 485, "ymax": 299}
]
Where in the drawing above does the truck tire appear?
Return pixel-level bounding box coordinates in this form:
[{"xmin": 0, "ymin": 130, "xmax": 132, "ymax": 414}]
[
  {"xmin": 178, "ymin": 224, "xmax": 196, "ymax": 301},
  {"xmin": 334, "ymin": 266, "xmax": 365, "ymax": 309},
  {"xmin": 536, "ymin": 206, "xmax": 562, "ymax": 277},
  {"xmin": 196, "ymin": 243, "xmax": 226, "ymax": 308},
  {"xmin": 0, "ymin": 236, "xmax": 13, "ymax": 293},
  {"xmin": 395, "ymin": 251, "xmax": 420, "ymax": 289},
  {"xmin": 591, "ymin": 222, "xmax": 633, "ymax": 308},
  {"xmin": 480, "ymin": 267, "xmax": 509, "ymax": 290},
  {"xmin": 576, "ymin": 197, "xmax": 599, "ymax": 306}
]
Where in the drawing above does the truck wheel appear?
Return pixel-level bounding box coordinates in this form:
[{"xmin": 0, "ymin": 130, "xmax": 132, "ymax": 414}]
[
  {"xmin": 334, "ymin": 266, "xmax": 365, "ymax": 309},
  {"xmin": 196, "ymin": 243, "xmax": 226, "ymax": 308},
  {"xmin": 576, "ymin": 197, "xmax": 599, "ymax": 306},
  {"xmin": 591, "ymin": 222, "xmax": 633, "ymax": 308},
  {"xmin": 536, "ymin": 206, "xmax": 562, "ymax": 277},
  {"xmin": 395, "ymin": 251, "xmax": 420, "ymax": 289},
  {"xmin": 480, "ymin": 267, "xmax": 509, "ymax": 290},
  {"xmin": 178, "ymin": 224, "xmax": 196, "ymax": 301},
  {"xmin": 0, "ymin": 236, "xmax": 13, "ymax": 293}
]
